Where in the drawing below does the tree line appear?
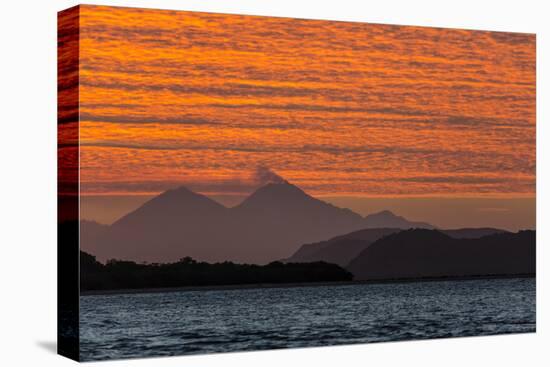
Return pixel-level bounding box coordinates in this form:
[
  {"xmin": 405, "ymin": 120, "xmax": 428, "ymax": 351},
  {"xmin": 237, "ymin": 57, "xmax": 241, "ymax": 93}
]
[{"xmin": 80, "ymin": 251, "xmax": 353, "ymax": 291}]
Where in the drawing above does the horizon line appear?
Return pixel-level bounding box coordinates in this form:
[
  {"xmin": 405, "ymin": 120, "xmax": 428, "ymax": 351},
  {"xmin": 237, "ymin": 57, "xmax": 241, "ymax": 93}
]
[{"xmin": 78, "ymin": 190, "xmax": 536, "ymax": 200}]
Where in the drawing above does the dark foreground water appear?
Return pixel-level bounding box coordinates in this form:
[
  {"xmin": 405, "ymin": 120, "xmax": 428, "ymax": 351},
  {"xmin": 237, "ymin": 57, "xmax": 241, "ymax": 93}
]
[{"xmin": 80, "ymin": 278, "xmax": 535, "ymax": 361}]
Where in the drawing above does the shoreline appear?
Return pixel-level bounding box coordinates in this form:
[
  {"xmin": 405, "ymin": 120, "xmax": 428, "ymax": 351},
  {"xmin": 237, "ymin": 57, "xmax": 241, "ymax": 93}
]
[{"xmin": 81, "ymin": 273, "xmax": 535, "ymax": 297}]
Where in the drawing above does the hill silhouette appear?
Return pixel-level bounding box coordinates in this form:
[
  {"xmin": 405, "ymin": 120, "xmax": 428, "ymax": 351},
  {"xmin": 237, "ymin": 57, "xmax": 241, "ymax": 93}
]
[
  {"xmin": 284, "ymin": 228, "xmax": 402, "ymax": 266},
  {"xmin": 285, "ymin": 227, "xmax": 508, "ymax": 267},
  {"xmin": 347, "ymin": 229, "xmax": 535, "ymax": 280},
  {"xmin": 443, "ymin": 227, "xmax": 508, "ymax": 239}
]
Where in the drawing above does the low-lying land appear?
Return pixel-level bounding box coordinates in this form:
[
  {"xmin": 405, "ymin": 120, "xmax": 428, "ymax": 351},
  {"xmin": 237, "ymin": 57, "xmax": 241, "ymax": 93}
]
[{"xmin": 80, "ymin": 252, "xmax": 353, "ymax": 291}]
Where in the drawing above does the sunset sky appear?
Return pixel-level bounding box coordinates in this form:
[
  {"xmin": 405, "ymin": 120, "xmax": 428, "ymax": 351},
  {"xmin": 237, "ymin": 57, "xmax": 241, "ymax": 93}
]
[{"xmin": 75, "ymin": 6, "xmax": 535, "ymax": 228}]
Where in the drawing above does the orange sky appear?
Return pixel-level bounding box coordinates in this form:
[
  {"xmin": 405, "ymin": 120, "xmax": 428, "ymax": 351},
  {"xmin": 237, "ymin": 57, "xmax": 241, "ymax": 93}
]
[{"xmin": 76, "ymin": 5, "xmax": 536, "ymax": 199}]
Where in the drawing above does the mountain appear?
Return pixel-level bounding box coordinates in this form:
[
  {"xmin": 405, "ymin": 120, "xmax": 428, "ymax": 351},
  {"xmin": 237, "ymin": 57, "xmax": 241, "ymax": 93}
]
[
  {"xmin": 228, "ymin": 183, "xmax": 366, "ymax": 262},
  {"xmin": 347, "ymin": 229, "xmax": 535, "ymax": 280},
  {"xmin": 85, "ymin": 187, "xmax": 229, "ymax": 263},
  {"xmin": 285, "ymin": 226, "xmax": 509, "ymax": 267},
  {"xmin": 80, "ymin": 220, "xmax": 110, "ymax": 256},
  {"xmin": 80, "ymin": 181, "xmax": 518, "ymax": 268},
  {"xmin": 82, "ymin": 182, "xmax": 367, "ymax": 264},
  {"xmin": 284, "ymin": 228, "xmax": 402, "ymax": 266},
  {"xmin": 112, "ymin": 186, "xmax": 227, "ymax": 227},
  {"xmin": 363, "ymin": 210, "xmax": 435, "ymax": 229}
]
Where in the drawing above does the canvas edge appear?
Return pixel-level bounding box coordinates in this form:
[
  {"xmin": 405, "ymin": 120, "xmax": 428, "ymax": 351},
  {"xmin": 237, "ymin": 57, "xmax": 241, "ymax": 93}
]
[{"xmin": 57, "ymin": 4, "xmax": 81, "ymax": 362}]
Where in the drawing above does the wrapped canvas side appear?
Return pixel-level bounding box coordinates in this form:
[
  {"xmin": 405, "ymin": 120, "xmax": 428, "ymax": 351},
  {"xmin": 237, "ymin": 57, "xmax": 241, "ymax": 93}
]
[{"xmin": 57, "ymin": 5, "xmax": 80, "ymax": 362}]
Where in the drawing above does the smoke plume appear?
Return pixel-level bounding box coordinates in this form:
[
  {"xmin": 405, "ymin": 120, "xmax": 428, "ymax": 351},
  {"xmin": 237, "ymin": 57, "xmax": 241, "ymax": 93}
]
[{"xmin": 253, "ymin": 165, "xmax": 287, "ymax": 186}]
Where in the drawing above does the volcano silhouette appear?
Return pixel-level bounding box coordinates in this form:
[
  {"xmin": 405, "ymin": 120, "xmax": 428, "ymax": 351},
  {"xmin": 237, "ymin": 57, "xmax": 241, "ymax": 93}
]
[{"xmin": 82, "ymin": 182, "xmax": 372, "ymax": 264}]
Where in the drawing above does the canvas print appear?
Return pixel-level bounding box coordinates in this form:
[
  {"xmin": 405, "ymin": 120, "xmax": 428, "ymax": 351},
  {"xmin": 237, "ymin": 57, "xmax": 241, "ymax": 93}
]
[{"xmin": 58, "ymin": 5, "xmax": 536, "ymax": 362}]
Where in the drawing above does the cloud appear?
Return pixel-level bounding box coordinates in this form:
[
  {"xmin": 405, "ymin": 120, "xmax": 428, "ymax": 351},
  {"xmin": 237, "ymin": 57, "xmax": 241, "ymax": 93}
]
[
  {"xmin": 76, "ymin": 7, "xmax": 535, "ymax": 198},
  {"xmin": 79, "ymin": 113, "xmax": 218, "ymax": 125}
]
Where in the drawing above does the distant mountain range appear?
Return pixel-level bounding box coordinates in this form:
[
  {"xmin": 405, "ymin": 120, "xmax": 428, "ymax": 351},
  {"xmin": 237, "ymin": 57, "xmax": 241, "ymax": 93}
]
[
  {"xmin": 285, "ymin": 227, "xmax": 508, "ymax": 267},
  {"xmin": 80, "ymin": 181, "xmax": 533, "ymax": 279},
  {"xmin": 84, "ymin": 182, "xmax": 437, "ymax": 264}
]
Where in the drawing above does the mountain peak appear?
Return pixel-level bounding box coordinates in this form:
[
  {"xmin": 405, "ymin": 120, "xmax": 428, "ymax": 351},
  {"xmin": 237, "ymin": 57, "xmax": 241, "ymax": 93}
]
[
  {"xmin": 159, "ymin": 185, "xmax": 197, "ymax": 198},
  {"xmin": 238, "ymin": 181, "xmax": 310, "ymax": 208},
  {"xmin": 151, "ymin": 185, "xmax": 227, "ymax": 209},
  {"xmin": 111, "ymin": 185, "xmax": 226, "ymax": 227},
  {"xmin": 364, "ymin": 210, "xmax": 435, "ymax": 229},
  {"xmin": 258, "ymin": 181, "xmax": 303, "ymax": 194},
  {"xmin": 370, "ymin": 210, "xmax": 397, "ymax": 218}
]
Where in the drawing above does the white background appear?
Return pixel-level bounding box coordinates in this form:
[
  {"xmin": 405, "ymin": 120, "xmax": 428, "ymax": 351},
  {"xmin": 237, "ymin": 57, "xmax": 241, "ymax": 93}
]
[{"xmin": 0, "ymin": 0, "xmax": 548, "ymax": 365}]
